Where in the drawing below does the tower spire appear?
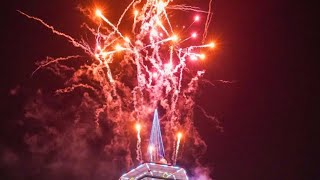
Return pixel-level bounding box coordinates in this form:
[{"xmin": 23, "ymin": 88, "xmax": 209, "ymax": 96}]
[{"xmin": 148, "ymin": 109, "xmax": 165, "ymax": 162}]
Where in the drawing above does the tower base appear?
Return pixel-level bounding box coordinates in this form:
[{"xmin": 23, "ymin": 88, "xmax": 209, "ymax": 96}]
[{"xmin": 120, "ymin": 163, "xmax": 188, "ymax": 180}]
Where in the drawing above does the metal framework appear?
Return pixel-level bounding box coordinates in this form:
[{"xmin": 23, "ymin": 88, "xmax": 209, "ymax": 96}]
[
  {"xmin": 119, "ymin": 110, "xmax": 188, "ymax": 180},
  {"xmin": 120, "ymin": 163, "xmax": 188, "ymax": 180}
]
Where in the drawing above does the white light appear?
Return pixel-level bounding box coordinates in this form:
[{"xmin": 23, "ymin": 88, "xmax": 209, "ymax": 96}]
[
  {"xmin": 190, "ymin": 55, "xmax": 198, "ymax": 61},
  {"xmin": 194, "ymin": 15, "xmax": 200, "ymax": 22},
  {"xmin": 171, "ymin": 35, "xmax": 178, "ymax": 41},
  {"xmin": 153, "ymin": 72, "xmax": 159, "ymax": 78},
  {"xmin": 96, "ymin": 9, "xmax": 102, "ymax": 17},
  {"xmin": 191, "ymin": 32, "xmax": 197, "ymax": 38}
]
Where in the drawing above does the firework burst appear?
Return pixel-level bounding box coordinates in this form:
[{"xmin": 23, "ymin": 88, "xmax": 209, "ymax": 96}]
[{"xmin": 19, "ymin": 0, "xmax": 219, "ymax": 168}]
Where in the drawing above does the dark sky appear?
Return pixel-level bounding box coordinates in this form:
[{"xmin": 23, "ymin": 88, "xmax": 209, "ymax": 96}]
[{"xmin": 1, "ymin": 0, "xmax": 318, "ymax": 179}]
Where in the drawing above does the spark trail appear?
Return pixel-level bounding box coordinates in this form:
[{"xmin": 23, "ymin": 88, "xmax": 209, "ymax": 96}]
[
  {"xmin": 20, "ymin": 0, "xmax": 220, "ymax": 168},
  {"xmin": 173, "ymin": 132, "xmax": 182, "ymax": 165},
  {"xmin": 135, "ymin": 123, "xmax": 142, "ymax": 162}
]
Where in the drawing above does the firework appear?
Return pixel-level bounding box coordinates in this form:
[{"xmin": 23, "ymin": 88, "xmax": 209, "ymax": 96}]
[
  {"xmin": 20, "ymin": 0, "xmax": 217, "ymax": 168},
  {"xmin": 135, "ymin": 123, "xmax": 142, "ymax": 162},
  {"xmin": 173, "ymin": 132, "xmax": 183, "ymax": 165}
]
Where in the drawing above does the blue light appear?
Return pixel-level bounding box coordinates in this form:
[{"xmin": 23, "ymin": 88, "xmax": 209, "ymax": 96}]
[{"xmin": 149, "ymin": 109, "xmax": 165, "ymax": 162}]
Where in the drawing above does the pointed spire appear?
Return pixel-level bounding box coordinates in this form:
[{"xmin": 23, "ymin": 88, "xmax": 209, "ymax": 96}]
[{"xmin": 148, "ymin": 109, "xmax": 165, "ymax": 162}]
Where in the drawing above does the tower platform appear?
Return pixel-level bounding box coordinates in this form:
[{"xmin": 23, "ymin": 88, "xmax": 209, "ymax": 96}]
[{"xmin": 120, "ymin": 163, "xmax": 188, "ymax": 180}]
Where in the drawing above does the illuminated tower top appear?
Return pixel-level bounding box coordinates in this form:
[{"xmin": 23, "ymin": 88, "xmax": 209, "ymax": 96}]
[
  {"xmin": 120, "ymin": 110, "xmax": 188, "ymax": 180},
  {"xmin": 148, "ymin": 109, "xmax": 165, "ymax": 163}
]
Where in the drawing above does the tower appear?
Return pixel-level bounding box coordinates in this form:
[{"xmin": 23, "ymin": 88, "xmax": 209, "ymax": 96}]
[
  {"xmin": 119, "ymin": 110, "xmax": 188, "ymax": 180},
  {"xmin": 148, "ymin": 109, "xmax": 165, "ymax": 163}
]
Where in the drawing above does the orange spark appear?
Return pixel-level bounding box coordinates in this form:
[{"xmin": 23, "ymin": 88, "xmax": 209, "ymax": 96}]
[
  {"xmin": 95, "ymin": 9, "xmax": 102, "ymax": 17},
  {"xmin": 135, "ymin": 123, "xmax": 141, "ymax": 131},
  {"xmin": 124, "ymin": 36, "xmax": 130, "ymax": 43},
  {"xmin": 115, "ymin": 44, "xmax": 124, "ymax": 51},
  {"xmin": 134, "ymin": 10, "xmax": 139, "ymax": 16},
  {"xmin": 200, "ymin": 54, "xmax": 206, "ymax": 60},
  {"xmin": 209, "ymin": 42, "xmax": 216, "ymax": 48},
  {"xmin": 171, "ymin": 35, "xmax": 178, "ymax": 42}
]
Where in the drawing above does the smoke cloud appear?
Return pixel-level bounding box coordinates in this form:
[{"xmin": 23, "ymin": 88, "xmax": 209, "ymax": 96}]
[{"xmin": 4, "ymin": 0, "xmax": 223, "ymax": 179}]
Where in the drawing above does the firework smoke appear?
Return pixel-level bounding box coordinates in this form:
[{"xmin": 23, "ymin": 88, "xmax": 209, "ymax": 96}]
[{"xmin": 18, "ymin": 0, "xmax": 221, "ymax": 177}]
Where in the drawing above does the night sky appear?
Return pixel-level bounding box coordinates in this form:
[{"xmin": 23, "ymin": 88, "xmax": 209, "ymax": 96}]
[{"xmin": 1, "ymin": 0, "xmax": 318, "ymax": 179}]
